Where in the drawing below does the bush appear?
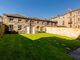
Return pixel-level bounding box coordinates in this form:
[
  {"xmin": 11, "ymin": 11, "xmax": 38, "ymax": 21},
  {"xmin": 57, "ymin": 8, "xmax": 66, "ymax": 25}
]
[
  {"xmin": 37, "ymin": 31, "xmax": 46, "ymax": 33},
  {"xmin": 57, "ymin": 26, "xmax": 66, "ymax": 27}
]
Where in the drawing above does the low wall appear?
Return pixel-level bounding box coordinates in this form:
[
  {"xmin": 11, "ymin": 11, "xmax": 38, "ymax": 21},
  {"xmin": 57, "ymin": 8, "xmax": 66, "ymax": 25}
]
[
  {"xmin": 0, "ymin": 24, "xmax": 5, "ymax": 38},
  {"xmin": 46, "ymin": 27, "xmax": 80, "ymax": 38}
]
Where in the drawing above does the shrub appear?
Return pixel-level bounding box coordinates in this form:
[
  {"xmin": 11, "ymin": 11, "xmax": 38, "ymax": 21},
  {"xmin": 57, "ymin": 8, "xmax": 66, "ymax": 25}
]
[{"xmin": 37, "ymin": 31, "xmax": 46, "ymax": 33}]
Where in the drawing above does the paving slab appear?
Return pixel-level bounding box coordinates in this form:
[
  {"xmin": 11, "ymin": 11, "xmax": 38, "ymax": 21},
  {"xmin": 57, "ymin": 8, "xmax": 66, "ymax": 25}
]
[{"xmin": 69, "ymin": 48, "xmax": 80, "ymax": 60}]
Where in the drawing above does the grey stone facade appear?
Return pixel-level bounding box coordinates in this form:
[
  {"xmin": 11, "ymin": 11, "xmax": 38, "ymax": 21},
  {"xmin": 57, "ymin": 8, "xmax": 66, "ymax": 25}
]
[{"xmin": 2, "ymin": 14, "xmax": 57, "ymax": 34}]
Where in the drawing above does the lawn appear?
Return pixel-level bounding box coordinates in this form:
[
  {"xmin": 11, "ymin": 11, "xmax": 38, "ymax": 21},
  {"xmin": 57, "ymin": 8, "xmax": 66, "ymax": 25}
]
[{"xmin": 0, "ymin": 33, "xmax": 80, "ymax": 60}]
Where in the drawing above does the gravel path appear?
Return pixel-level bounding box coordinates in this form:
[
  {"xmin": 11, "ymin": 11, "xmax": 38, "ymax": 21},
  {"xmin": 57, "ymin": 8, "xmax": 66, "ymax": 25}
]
[{"xmin": 69, "ymin": 48, "xmax": 80, "ymax": 60}]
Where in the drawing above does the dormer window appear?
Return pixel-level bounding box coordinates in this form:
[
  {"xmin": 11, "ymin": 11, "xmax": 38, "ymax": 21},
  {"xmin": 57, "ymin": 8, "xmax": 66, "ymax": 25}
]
[
  {"xmin": 25, "ymin": 19, "xmax": 28, "ymax": 22},
  {"xmin": 47, "ymin": 22, "xmax": 49, "ymax": 25},
  {"xmin": 37, "ymin": 21, "xmax": 39, "ymax": 23},
  {"xmin": 18, "ymin": 19, "xmax": 21, "ymax": 22},
  {"xmin": 9, "ymin": 17, "xmax": 14, "ymax": 21}
]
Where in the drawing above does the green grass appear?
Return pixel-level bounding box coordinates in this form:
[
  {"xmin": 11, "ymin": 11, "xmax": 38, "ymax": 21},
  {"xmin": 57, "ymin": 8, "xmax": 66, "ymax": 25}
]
[{"xmin": 0, "ymin": 33, "xmax": 80, "ymax": 60}]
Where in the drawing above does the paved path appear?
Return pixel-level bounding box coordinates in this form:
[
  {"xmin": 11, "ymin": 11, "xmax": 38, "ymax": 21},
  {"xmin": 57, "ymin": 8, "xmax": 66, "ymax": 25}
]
[{"xmin": 69, "ymin": 48, "xmax": 80, "ymax": 60}]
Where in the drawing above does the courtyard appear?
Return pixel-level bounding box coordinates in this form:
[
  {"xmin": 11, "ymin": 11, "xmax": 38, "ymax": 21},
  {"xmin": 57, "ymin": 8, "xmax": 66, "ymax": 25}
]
[{"xmin": 0, "ymin": 33, "xmax": 80, "ymax": 60}]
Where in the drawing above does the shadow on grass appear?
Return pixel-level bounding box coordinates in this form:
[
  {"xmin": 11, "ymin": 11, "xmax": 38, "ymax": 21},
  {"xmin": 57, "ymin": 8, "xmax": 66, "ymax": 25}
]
[
  {"xmin": 76, "ymin": 35, "xmax": 80, "ymax": 40},
  {"xmin": 0, "ymin": 34, "xmax": 79, "ymax": 60}
]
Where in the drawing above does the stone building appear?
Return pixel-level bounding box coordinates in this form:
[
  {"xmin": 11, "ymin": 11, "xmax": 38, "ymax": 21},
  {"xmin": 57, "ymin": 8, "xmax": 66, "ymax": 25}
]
[
  {"xmin": 2, "ymin": 14, "xmax": 57, "ymax": 34},
  {"xmin": 64, "ymin": 8, "xmax": 80, "ymax": 28},
  {"xmin": 3, "ymin": 14, "xmax": 30, "ymax": 34},
  {"xmin": 51, "ymin": 15, "xmax": 64, "ymax": 27},
  {"xmin": 29, "ymin": 18, "xmax": 57, "ymax": 34},
  {"xmin": 51, "ymin": 8, "xmax": 80, "ymax": 28}
]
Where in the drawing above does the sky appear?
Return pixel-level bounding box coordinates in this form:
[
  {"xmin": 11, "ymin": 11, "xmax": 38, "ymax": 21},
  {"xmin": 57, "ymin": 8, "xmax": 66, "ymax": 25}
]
[{"xmin": 0, "ymin": 0, "xmax": 80, "ymax": 18}]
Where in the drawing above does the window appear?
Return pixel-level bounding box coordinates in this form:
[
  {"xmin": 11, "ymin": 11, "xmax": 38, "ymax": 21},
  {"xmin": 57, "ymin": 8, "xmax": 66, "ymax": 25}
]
[
  {"xmin": 63, "ymin": 21, "xmax": 64, "ymax": 25},
  {"xmin": 31, "ymin": 21, "xmax": 34, "ymax": 23},
  {"xmin": 78, "ymin": 18, "xmax": 80, "ymax": 21},
  {"xmin": 0, "ymin": 25, "xmax": 1, "ymax": 28},
  {"xmin": 51, "ymin": 23, "xmax": 53, "ymax": 26},
  {"xmin": 0, "ymin": 18, "xmax": 2, "ymax": 22},
  {"xmin": 78, "ymin": 18, "xmax": 80, "ymax": 24},
  {"xmin": 26, "ymin": 20, "xmax": 28, "ymax": 22},
  {"xmin": 37, "ymin": 21, "xmax": 39, "ymax": 23},
  {"xmin": 78, "ymin": 25, "xmax": 80, "ymax": 28},
  {"xmin": 78, "ymin": 10, "xmax": 80, "ymax": 14},
  {"xmin": 18, "ymin": 19, "xmax": 22, "ymax": 23},
  {"xmin": 9, "ymin": 25, "xmax": 13, "ymax": 31},
  {"xmin": 9, "ymin": 17, "xmax": 14, "ymax": 21},
  {"xmin": 47, "ymin": 22, "xmax": 49, "ymax": 25},
  {"xmin": 68, "ymin": 18, "xmax": 72, "ymax": 24},
  {"xmin": 18, "ymin": 19, "xmax": 21, "ymax": 22},
  {"xmin": 42, "ymin": 22, "xmax": 44, "ymax": 24},
  {"xmin": 18, "ymin": 25, "xmax": 22, "ymax": 30}
]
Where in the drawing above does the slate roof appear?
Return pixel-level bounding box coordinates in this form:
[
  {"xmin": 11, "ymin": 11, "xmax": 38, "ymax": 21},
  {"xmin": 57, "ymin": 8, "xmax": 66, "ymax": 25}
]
[
  {"xmin": 3, "ymin": 14, "xmax": 27, "ymax": 19},
  {"xmin": 3, "ymin": 14, "xmax": 57, "ymax": 23}
]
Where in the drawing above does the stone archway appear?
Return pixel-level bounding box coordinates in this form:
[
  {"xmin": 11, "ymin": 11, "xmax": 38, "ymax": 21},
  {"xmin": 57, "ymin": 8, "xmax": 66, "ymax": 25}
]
[
  {"xmin": 35, "ymin": 26, "xmax": 40, "ymax": 33},
  {"xmin": 35, "ymin": 25, "xmax": 46, "ymax": 33}
]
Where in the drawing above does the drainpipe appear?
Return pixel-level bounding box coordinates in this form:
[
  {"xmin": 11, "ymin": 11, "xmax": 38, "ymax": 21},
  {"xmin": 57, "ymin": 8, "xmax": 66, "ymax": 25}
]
[{"xmin": 29, "ymin": 19, "xmax": 32, "ymax": 34}]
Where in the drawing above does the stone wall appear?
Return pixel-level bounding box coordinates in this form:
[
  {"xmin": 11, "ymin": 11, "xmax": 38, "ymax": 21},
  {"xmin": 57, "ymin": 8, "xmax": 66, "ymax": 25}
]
[
  {"xmin": 46, "ymin": 27, "xmax": 80, "ymax": 38},
  {"xmin": 0, "ymin": 23, "xmax": 5, "ymax": 38}
]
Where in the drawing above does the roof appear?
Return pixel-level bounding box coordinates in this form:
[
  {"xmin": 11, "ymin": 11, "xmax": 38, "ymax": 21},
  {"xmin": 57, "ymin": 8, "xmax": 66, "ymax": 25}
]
[
  {"xmin": 0, "ymin": 16, "xmax": 2, "ymax": 17},
  {"xmin": 69, "ymin": 8, "xmax": 80, "ymax": 12},
  {"xmin": 64, "ymin": 8, "xmax": 80, "ymax": 15},
  {"xmin": 3, "ymin": 13, "xmax": 57, "ymax": 23},
  {"xmin": 30, "ymin": 17, "xmax": 57, "ymax": 23},
  {"xmin": 3, "ymin": 14, "xmax": 27, "ymax": 19}
]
